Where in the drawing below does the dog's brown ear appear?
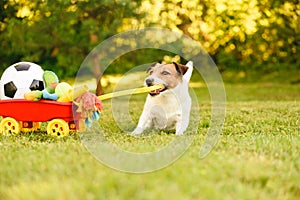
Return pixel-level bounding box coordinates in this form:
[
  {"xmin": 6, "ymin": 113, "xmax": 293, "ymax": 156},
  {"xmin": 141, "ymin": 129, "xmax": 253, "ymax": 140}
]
[
  {"xmin": 146, "ymin": 62, "xmax": 159, "ymax": 73},
  {"xmin": 173, "ymin": 62, "xmax": 188, "ymax": 75}
]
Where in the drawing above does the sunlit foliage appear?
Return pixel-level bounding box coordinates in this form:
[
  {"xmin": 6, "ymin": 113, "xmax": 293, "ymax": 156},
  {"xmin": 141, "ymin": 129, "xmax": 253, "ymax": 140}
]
[
  {"xmin": 0, "ymin": 0, "xmax": 299, "ymax": 77},
  {"xmin": 138, "ymin": 0, "xmax": 299, "ymax": 71}
]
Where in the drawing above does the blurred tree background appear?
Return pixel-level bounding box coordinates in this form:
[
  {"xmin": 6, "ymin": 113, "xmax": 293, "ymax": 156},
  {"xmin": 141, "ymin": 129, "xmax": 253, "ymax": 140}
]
[{"xmin": 0, "ymin": 0, "xmax": 299, "ymax": 81}]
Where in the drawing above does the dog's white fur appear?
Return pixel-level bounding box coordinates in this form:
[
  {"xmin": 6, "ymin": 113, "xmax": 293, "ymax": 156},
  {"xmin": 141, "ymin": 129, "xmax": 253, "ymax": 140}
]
[{"xmin": 132, "ymin": 61, "xmax": 193, "ymax": 135}]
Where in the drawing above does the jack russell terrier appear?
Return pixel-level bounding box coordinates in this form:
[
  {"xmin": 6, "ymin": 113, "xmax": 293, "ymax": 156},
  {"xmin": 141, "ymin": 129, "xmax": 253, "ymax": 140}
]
[{"xmin": 132, "ymin": 61, "xmax": 193, "ymax": 135}]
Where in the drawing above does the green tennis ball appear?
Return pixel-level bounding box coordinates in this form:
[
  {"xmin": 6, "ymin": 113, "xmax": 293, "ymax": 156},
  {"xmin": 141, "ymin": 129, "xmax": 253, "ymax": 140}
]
[{"xmin": 55, "ymin": 82, "xmax": 72, "ymax": 98}]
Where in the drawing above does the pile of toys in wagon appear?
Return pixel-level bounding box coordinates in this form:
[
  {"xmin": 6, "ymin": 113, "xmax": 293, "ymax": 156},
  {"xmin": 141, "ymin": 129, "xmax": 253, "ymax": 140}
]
[{"xmin": 0, "ymin": 62, "xmax": 102, "ymax": 137}]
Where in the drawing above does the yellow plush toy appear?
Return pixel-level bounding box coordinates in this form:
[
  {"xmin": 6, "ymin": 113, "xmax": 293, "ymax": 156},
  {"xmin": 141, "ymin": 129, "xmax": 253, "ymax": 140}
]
[
  {"xmin": 55, "ymin": 82, "xmax": 72, "ymax": 102},
  {"xmin": 56, "ymin": 84, "xmax": 89, "ymax": 102}
]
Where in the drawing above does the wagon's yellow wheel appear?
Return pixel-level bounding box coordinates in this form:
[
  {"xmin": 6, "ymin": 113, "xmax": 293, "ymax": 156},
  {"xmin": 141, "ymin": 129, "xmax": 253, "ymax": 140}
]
[
  {"xmin": 47, "ymin": 119, "xmax": 69, "ymax": 137},
  {"xmin": 0, "ymin": 117, "xmax": 21, "ymax": 135}
]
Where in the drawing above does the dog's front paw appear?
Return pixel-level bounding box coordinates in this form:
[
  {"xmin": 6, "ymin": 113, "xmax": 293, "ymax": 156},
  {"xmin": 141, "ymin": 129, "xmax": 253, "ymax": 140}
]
[
  {"xmin": 175, "ymin": 130, "xmax": 184, "ymax": 136},
  {"xmin": 131, "ymin": 127, "xmax": 144, "ymax": 135}
]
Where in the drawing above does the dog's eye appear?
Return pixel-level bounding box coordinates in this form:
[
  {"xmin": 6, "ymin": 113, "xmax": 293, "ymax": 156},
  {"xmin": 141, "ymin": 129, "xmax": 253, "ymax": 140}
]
[
  {"xmin": 161, "ymin": 71, "xmax": 170, "ymax": 75},
  {"xmin": 149, "ymin": 71, "xmax": 153, "ymax": 75}
]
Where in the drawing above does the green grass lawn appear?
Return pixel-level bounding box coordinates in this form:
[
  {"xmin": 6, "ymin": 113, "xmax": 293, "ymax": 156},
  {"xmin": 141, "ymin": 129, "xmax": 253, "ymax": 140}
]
[{"xmin": 0, "ymin": 81, "xmax": 299, "ymax": 200}]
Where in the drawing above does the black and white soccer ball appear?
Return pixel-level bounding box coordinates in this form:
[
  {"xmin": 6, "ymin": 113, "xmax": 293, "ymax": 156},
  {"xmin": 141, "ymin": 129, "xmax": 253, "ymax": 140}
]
[{"xmin": 0, "ymin": 62, "xmax": 45, "ymax": 100}]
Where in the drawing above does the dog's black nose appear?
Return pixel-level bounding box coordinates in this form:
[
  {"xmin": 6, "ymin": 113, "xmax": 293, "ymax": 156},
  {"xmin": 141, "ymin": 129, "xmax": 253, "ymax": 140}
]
[{"xmin": 145, "ymin": 78, "xmax": 153, "ymax": 86}]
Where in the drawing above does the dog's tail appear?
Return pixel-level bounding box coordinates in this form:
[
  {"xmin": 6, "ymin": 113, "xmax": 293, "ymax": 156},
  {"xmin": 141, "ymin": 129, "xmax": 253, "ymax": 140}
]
[{"xmin": 183, "ymin": 61, "xmax": 193, "ymax": 82}]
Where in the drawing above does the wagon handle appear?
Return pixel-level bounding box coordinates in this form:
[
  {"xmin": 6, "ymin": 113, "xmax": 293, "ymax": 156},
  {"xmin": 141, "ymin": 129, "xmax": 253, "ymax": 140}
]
[
  {"xmin": 98, "ymin": 84, "xmax": 164, "ymax": 101},
  {"xmin": 73, "ymin": 84, "xmax": 164, "ymax": 101}
]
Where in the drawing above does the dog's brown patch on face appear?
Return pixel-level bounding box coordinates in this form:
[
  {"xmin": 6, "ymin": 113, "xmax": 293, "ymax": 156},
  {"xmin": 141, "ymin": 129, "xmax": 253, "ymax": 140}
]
[{"xmin": 147, "ymin": 63, "xmax": 183, "ymax": 89}]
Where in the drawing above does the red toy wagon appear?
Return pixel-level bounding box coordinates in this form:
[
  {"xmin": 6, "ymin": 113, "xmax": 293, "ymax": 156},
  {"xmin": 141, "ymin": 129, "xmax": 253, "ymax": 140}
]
[
  {"xmin": 0, "ymin": 84, "xmax": 164, "ymax": 137},
  {"xmin": 0, "ymin": 99, "xmax": 77, "ymax": 137}
]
